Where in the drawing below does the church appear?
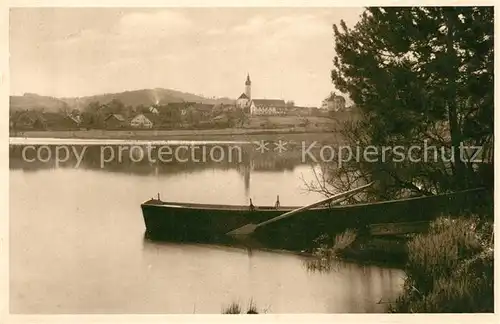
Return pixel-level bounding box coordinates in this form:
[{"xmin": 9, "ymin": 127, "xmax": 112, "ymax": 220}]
[{"xmin": 236, "ymin": 74, "xmax": 287, "ymax": 116}]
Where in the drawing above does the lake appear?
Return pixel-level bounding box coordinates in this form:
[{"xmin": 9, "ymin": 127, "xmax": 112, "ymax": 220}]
[{"xmin": 9, "ymin": 141, "xmax": 405, "ymax": 313}]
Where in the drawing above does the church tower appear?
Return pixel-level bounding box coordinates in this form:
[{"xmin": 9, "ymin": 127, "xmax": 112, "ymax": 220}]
[{"xmin": 245, "ymin": 73, "xmax": 251, "ymax": 99}]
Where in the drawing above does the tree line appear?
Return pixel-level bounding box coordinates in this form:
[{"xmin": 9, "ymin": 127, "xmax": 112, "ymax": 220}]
[{"xmin": 74, "ymin": 99, "xmax": 246, "ymax": 129}]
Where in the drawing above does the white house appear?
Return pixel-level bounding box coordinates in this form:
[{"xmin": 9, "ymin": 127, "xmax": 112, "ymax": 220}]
[
  {"xmin": 236, "ymin": 93, "xmax": 250, "ymax": 109},
  {"xmin": 130, "ymin": 113, "xmax": 154, "ymax": 128},
  {"xmin": 250, "ymin": 99, "xmax": 286, "ymax": 116},
  {"xmin": 149, "ymin": 106, "xmax": 159, "ymax": 114},
  {"xmin": 321, "ymin": 92, "xmax": 346, "ymax": 112}
]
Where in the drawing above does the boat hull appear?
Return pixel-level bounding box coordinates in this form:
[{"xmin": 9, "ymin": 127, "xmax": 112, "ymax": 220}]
[
  {"xmin": 141, "ymin": 188, "xmax": 489, "ymax": 250},
  {"xmin": 141, "ymin": 202, "xmax": 329, "ymax": 240}
]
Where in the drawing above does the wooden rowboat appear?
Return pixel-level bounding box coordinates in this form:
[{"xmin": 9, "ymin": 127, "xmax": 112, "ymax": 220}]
[{"xmin": 141, "ymin": 187, "xmax": 488, "ymax": 250}]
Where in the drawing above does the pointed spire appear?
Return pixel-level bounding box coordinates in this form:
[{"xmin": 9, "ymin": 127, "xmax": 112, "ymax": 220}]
[{"xmin": 245, "ymin": 73, "xmax": 251, "ymax": 85}]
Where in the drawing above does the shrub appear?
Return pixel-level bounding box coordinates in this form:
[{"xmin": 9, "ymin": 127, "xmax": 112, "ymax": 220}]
[{"xmin": 391, "ymin": 216, "xmax": 493, "ymax": 313}]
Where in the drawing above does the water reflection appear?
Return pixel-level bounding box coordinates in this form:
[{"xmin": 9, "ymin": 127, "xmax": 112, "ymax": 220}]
[
  {"xmin": 141, "ymin": 238, "xmax": 405, "ymax": 313},
  {"xmin": 10, "ymin": 144, "xmax": 306, "ymax": 169},
  {"xmin": 10, "ymin": 144, "xmax": 316, "ymax": 195}
]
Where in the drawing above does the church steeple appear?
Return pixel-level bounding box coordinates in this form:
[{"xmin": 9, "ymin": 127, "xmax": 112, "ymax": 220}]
[{"xmin": 245, "ymin": 73, "xmax": 251, "ymax": 99}]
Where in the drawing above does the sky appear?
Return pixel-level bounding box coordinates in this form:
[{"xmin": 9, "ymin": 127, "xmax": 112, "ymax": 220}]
[{"xmin": 10, "ymin": 7, "xmax": 364, "ymax": 107}]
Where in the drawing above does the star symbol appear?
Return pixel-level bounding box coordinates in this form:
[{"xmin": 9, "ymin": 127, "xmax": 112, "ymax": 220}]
[
  {"xmin": 254, "ymin": 140, "xmax": 270, "ymax": 153},
  {"xmin": 274, "ymin": 140, "xmax": 288, "ymax": 153}
]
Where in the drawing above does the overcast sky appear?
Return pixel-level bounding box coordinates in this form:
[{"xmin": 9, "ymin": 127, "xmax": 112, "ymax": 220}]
[{"xmin": 10, "ymin": 8, "xmax": 363, "ymax": 107}]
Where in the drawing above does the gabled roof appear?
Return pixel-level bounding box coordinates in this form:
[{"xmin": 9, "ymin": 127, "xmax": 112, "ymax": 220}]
[
  {"xmin": 325, "ymin": 92, "xmax": 346, "ymax": 102},
  {"xmin": 251, "ymin": 99, "xmax": 286, "ymax": 107},
  {"xmin": 15, "ymin": 111, "xmax": 46, "ymax": 123},
  {"xmin": 105, "ymin": 113, "xmax": 125, "ymax": 121},
  {"xmin": 58, "ymin": 115, "xmax": 78, "ymax": 123},
  {"xmin": 325, "ymin": 92, "xmax": 336, "ymax": 102},
  {"xmin": 65, "ymin": 114, "xmax": 81, "ymax": 124},
  {"xmin": 238, "ymin": 93, "xmax": 249, "ymax": 100}
]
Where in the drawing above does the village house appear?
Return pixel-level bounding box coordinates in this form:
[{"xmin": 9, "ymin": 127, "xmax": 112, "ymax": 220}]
[
  {"xmin": 104, "ymin": 113, "xmax": 126, "ymax": 129},
  {"xmin": 236, "ymin": 93, "xmax": 250, "ymax": 109},
  {"xmin": 333, "ymin": 96, "xmax": 346, "ymax": 112},
  {"xmin": 163, "ymin": 102, "xmax": 215, "ymax": 124},
  {"xmin": 321, "ymin": 92, "xmax": 346, "ymax": 112},
  {"xmin": 43, "ymin": 112, "xmax": 81, "ymax": 130},
  {"xmin": 130, "ymin": 113, "xmax": 158, "ymax": 128},
  {"xmin": 69, "ymin": 114, "xmax": 82, "ymax": 125},
  {"xmin": 148, "ymin": 106, "xmax": 159, "ymax": 114},
  {"xmin": 11, "ymin": 111, "xmax": 47, "ymax": 130},
  {"xmin": 250, "ymin": 99, "xmax": 287, "ymax": 116},
  {"xmin": 10, "ymin": 110, "xmax": 82, "ymax": 130}
]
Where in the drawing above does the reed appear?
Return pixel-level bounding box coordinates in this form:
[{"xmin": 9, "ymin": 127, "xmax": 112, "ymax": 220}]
[
  {"xmin": 332, "ymin": 229, "xmax": 358, "ymax": 251},
  {"xmin": 221, "ymin": 299, "xmax": 260, "ymax": 314},
  {"xmin": 304, "ymin": 229, "xmax": 358, "ymax": 272},
  {"xmin": 221, "ymin": 302, "xmax": 242, "ymax": 314}
]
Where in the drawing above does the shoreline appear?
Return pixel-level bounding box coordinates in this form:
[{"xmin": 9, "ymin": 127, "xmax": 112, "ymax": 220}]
[{"xmin": 9, "ymin": 128, "xmax": 343, "ymax": 143}]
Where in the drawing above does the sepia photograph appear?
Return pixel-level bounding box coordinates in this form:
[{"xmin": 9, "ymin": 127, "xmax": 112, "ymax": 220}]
[{"xmin": 6, "ymin": 3, "xmax": 495, "ymax": 317}]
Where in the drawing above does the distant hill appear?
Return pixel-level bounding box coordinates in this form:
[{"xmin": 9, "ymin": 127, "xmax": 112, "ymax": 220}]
[
  {"xmin": 10, "ymin": 93, "xmax": 70, "ymax": 113},
  {"xmin": 10, "ymin": 88, "xmax": 235, "ymax": 112}
]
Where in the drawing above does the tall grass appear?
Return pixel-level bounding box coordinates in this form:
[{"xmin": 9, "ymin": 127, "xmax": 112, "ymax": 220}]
[
  {"xmin": 222, "ymin": 302, "xmax": 242, "ymax": 314},
  {"xmin": 333, "ymin": 229, "xmax": 358, "ymax": 250},
  {"xmin": 305, "ymin": 229, "xmax": 357, "ymax": 272},
  {"xmin": 222, "ymin": 299, "xmax": 260, "ymax": 314},
  {"xmin": 391, "ymin": 216, "xmax": 493, "ymax": 312}
]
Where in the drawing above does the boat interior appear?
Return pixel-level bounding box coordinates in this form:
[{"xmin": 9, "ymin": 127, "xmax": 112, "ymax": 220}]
[{"xmin": 142, "ymin": 199, "xmax": 323, "ymax": 211}]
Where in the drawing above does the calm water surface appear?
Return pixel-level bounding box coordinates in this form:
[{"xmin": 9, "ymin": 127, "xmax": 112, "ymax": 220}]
[{"xmin": 10, "ymin": 143, "xmax": 405, "ymax": 313}]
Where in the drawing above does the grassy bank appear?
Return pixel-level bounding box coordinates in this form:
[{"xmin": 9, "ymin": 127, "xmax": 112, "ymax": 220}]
[
  {"xmin": 390, "ymin": 216, "xmax": 494, "ymax": 312},
  {"xmin": 307, "ymin": 222, "xmax": 428, "ymax": 269},
  {"xmin": 310, "ymin": 215, "xmax": 494, "ymax": 312}
]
